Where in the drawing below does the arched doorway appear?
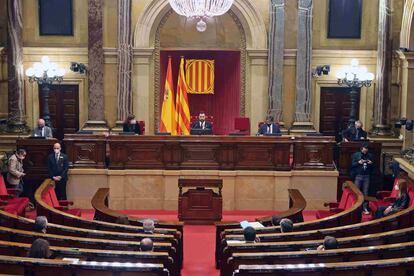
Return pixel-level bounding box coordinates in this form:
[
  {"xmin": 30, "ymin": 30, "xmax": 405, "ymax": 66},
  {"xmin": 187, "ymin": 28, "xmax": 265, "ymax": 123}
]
[
  {"xmin": 133, "ymin": 0, "xmax": 267, "ymax": 134},
  {"xmin": 156, "ymin": 10, "xmax": 245, "ymax": 134}
]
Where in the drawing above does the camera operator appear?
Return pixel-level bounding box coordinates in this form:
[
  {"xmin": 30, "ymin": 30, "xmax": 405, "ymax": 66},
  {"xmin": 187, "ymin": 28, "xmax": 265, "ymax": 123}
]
[{"xmin": 350, "ymin": 142, "xmax": 374, "ymax": 214}]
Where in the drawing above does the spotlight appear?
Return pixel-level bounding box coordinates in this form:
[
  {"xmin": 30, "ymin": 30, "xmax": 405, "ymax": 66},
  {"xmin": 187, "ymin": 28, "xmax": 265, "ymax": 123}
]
[
  {"xmin": 70, "ymin": 62, "xmax": 87, "ymax": 74},
  {"xmin": 312, "ymin": 65, "xmax": 330, "ymax": 77}
]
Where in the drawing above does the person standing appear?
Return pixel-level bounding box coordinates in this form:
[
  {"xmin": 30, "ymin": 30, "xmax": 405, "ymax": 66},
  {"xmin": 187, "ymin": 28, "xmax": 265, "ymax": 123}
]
[
  {"xmin": 6, "ymin": 149, "xmax": 26, "ymax": 197},
  {"xmin": 351, "ymin": 143, "xmax": 374, "ymax": 196},
  {"xmin": 32, "ymin": 118, "xmax": 53, "ymax": 138},
  {"xmin": 47, "ymin": 143, "xmax": 69, "ymax": 200}
]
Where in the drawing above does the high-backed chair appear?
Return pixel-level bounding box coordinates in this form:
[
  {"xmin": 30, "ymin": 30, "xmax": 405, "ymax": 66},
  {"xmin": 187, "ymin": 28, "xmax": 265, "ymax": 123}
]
[
  {"xmin": 0, "ymin": 175, "xmax": 29, "ymax": 216},
  {"xmin": 233, "ymin": 117, "xmax": 250, "ymax": 135},
  {"xmin": 42, "ymin": 185, "xmax": 81, "ymax": 217},
  {"xmin": 138, "ymin": 120, "xmax": 145, "ymax": 135}
]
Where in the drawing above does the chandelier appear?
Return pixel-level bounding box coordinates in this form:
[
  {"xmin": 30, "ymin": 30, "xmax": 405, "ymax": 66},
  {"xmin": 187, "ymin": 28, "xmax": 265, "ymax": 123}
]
[{"xmin": 168, "ymin": 0, "xmax": 234, "ymax": 32}]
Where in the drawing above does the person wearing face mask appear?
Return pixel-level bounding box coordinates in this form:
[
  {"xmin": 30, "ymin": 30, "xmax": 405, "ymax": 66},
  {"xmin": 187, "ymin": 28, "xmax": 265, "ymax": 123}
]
[
  {"xmin": 47, "ymin": 143, "xmax": 69, "ymax": 200},
  {"xmin": 257, "ymin": 115, "xmax": 281, "ymax": 135},
  {"xmin": 6, "ymin": 149, "xmax": 26, "ymax": 197},
  {"xmin": 123, "ymin": 114, "xmax": 141, "ymax": 134},
  {"xmin": 32, "ymin": 118, "xmax": 53, "ymax": 138}
]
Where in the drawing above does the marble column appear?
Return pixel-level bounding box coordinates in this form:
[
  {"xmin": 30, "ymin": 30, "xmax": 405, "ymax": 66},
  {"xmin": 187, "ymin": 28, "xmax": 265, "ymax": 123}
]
[
  {"xmin": 267, "ymin": 0, "xmax": 285, "ymax": 126},
  {"xmin": 6, "ymin": 0, "xmax": 28, "ymax": 133},
  {"xmin": 83, "ymin": 0, "xmax": 108, "ymax": 131},
  {"xmin": 291, "ymin": 0, "xmax": 315, "ymax": 133},
  {"xmin": 114, "ymin": 0, "xmax": 133, "ymax": 130},
  {"xmin": 371, "ymin": 0, "xmax": 393, "ymax": 136}
]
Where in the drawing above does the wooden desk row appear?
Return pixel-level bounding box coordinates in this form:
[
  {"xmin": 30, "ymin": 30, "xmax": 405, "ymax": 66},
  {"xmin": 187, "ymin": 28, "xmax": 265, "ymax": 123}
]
[{"xmin": 64, "ymin": 134, "xmax": 336, "ymax": 171}]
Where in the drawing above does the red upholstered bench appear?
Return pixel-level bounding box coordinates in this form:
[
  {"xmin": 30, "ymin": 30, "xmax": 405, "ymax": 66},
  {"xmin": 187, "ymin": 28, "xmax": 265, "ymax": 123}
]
[
  {"xmin": 0, "ymin": 175, "xmax": 29, "ymax": 216},
  {"xmin": 42, "ymin": 185, "xmax": 81, "ymax": 217},
  {"xmin": 316, "ymin": 187, "xmax": 352, "ymax": 219}
]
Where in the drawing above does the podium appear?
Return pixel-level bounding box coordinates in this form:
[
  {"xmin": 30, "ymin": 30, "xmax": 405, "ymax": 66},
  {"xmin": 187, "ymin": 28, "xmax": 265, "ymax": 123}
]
[{"xmin": 178, "ymin": 179, "xmax": 223, "ymax": 224}]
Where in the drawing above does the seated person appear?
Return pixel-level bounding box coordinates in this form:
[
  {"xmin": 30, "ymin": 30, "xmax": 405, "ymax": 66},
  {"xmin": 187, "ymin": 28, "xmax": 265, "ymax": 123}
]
[
  {"xmin": 140, "ymin": 238, "xmax": 154, "ymax": 252},
  {"xmin": 257, "ymin": 115, "xmax": 281, "ymax": 135},
  {"xmin": 34, "ymin": 216, "xmax": 48, "ymax": 234},
  {"xmin": 123, "ymin": 114, "xmax": 141, "ymax": 134},
  {"xmin": 317, "ymin": 236, "xmax": 338, "ymax": 250},
  {"xmin": 243, "ymin": 226, "xmax": 260, "ymax": 243},
  {"xmin": 115, "ymin": 215, "xmax": 130, "ymax": 225},
  {"xmin": 32, "ymin": 118, "xmax": 53, "ymax": 138},
  {"xmin": 191, "ymin": 111, "xmax": 213, "ymax": 131},
  {"xmin": 29, "ymin": 238, "xmax": 51, "ymax": 259},
  {"xmin": 143, "ymin": 219, "xmax": 155, "ymax": 234},
  {"xmin": 375, "ymin": 180, "xmax": 410, "ymax": 219},
  {"xmin": 342, "ymin": 120, "xmax": 367, "ymax": 142}
]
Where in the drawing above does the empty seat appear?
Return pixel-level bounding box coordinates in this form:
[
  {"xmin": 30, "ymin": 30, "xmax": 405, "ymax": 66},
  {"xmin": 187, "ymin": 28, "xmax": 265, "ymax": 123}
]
[
  {"xmin": 316, "ymin": 187, "xmax": 351, "ymax": 219},
  {"xmin": 43, "ymin": 185, "xmax": 81, "ymax": 217}
]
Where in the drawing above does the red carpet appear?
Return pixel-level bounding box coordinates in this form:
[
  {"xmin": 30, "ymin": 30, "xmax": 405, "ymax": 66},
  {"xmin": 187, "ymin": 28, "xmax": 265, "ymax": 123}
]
[{"xmin": 26, "ymin": 209, "xmax": 317, "ymax": 275}]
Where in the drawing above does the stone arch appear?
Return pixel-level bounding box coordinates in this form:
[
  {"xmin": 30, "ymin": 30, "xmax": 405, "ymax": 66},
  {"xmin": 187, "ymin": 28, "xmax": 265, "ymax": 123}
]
[
  {"xmin": 133, "ymin": 0, "xmax": 267, "ymax": 50},
  {"xmin": 400, "ymin": 0, "xmax": 414, "ymax": 48}
]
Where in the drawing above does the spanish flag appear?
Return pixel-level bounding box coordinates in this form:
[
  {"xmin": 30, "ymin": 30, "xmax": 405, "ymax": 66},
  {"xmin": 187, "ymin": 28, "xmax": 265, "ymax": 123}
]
[
  {"xmin": 175, "ymin": 57, "xmax": 191, "ymax": 135},
  {"xmin": 160, "ymin": 57, "xmax": 177, "ymax": 135}
]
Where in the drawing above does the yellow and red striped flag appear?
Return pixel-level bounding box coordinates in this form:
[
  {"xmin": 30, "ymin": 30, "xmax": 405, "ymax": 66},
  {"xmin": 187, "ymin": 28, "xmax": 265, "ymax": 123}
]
[
  {"xmin": 175, "ymin": 57, "xmax": 191, "ymax": 135},
  {"xmin": 160, "ymin": 57, "xmax": 177, "ymax": 135}
]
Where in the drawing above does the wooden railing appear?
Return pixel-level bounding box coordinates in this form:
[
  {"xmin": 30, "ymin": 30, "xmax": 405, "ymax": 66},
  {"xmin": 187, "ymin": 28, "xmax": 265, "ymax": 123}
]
[{"xmin": 64, "ymin": 134, "xmax": 337, "ymax": 171}]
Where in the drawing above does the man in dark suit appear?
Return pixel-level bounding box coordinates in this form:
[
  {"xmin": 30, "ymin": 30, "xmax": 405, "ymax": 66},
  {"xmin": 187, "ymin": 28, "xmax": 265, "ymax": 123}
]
[
  {"xmin": 47, "ymin": 143, "xmax": 69, "ymax": 200},
  {"xmin": 342, "ymin": 120, "xmax": 368, "ymax": 142},
  {"xmin": 32, "ymin": 118, "xmax": 53, "ymax": 138},
  {"xmin": 191, "ymin": 111, "xmax": 213, "ymax": 131},
  {"xmin": 257, "ymin": 115, "xmax": 281, "ymax": 135}
]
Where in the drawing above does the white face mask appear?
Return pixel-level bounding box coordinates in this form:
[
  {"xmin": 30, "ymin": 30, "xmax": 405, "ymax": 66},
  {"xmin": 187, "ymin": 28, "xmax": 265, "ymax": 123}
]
[
  {"xmin": 395, "ymin": 185, "xmax": 400, "ymax": 191},
  {"xmin": 130, "ymin": 120, "xmax": 136, "ymax": 124},
  {"xmin": 54, "ymin": 149, "xmax": 60, "ymax": 154}
]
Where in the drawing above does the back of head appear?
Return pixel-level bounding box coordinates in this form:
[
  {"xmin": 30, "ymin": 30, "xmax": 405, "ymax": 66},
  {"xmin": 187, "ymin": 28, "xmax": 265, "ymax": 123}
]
[
  {"xmin": 243, "ymin": 226, "xmax": 256, "ymax": 242},
  {"xmin": 271, "ymin": 215, "xmax": 281, "ymax": 227},
  {"xmin": 29, "ymin": 238, "xmax": 50, "ymax": 258},
  {"xmin": 115, "ymin": 215, "xmax": 130, "ymax": 225},
  {"xmin": 140, "ymin": 238, "xmax": 154, "ymax": 252},
  {"xmin": 323, "ymin": 236, "xmax": 338, "ymax": 250},
  {"xmin": 34, "ymin": 216, "xmax": 48, "ymax": 233},
  {"xmin": 143, "ymin": 219, "xmax": 155, "ymax": 233},
  {"xmin": 279, "ymin": 218, "xmax": 293, "ymax": 233}
]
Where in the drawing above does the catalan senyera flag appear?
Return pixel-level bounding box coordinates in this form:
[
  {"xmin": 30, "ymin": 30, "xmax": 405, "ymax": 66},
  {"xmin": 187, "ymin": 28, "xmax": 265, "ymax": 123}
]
[
  {"xmin": 185, "ymin": 59, "xmax": 215, "ymax": 94},
  {"xmin": 160, "ymin": 57, "xmax": 177, "ymax": 135},
  {"xmin": 175, "ymin": 57, "xmax": 191, "ymax": 135}
]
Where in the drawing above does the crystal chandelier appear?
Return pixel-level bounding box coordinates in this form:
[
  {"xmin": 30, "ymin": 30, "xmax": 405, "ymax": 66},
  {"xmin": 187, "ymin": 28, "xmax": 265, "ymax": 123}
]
[{"xmin": 168, "ymin": 0, "xmax": 234, "ymax": 32}]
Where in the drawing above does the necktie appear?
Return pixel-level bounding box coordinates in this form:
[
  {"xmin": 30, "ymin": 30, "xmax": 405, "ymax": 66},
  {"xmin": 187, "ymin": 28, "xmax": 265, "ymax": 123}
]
[
  {"xmin": 40, "ymin": 127, "xmax": 44, "ymax": 137},
  {"xmin": 267, "ymin": 125, "xmax": 270, "ymax": 134},
  {"xmin": 55, "ymin": 154, "xmax": 59, "ymax": 162}
]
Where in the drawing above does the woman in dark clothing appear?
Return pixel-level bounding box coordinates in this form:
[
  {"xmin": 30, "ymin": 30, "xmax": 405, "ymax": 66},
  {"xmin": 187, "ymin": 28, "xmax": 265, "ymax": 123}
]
[
  {"xmin": 123, "ymin": 114, "xmax": 141, "ymax": 134},
  {"xmin": 375, "ymin": 180, "xmax": 410, "ymax": 219}
]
